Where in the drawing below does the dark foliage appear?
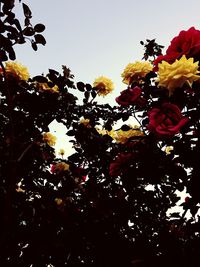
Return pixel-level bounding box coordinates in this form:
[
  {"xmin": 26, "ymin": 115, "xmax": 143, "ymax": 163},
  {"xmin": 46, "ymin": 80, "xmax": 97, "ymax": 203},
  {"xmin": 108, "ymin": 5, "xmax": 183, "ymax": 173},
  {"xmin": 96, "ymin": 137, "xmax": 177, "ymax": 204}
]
[{"xmin": 0, "ymin": 2, "xmax": 200, "ymax": 267}]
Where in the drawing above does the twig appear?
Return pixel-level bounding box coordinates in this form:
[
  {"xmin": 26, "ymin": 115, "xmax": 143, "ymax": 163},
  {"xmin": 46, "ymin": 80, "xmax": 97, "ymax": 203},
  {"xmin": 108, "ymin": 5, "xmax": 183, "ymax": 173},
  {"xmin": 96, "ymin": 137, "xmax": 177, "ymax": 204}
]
[{"xmin": 17, "ymin": 143, "xmax": 33, "ymax": 162}]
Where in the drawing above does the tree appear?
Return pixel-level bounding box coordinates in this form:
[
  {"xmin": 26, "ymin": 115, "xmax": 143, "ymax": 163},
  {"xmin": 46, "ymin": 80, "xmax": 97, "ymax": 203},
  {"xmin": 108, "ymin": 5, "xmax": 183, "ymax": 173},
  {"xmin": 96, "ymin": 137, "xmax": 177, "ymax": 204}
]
[{"xmin": 0, "ymin": 2, "xmax": 200, "ymax": 267}]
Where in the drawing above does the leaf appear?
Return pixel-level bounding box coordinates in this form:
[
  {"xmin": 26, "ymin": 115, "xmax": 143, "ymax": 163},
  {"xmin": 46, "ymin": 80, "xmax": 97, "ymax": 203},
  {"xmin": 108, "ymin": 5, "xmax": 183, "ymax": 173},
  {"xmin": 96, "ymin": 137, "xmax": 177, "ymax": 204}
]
[
  {"xmin": 32, "ymin": 76, "xmax": 48, "ymax": 83},
  {"xmin": 170, "ymin": 212, "xmax": 181, "ymax": 218},
  {"xmin": 142, "ymin": 117, "xmax": 149, "ymax": 126},
  {"xmin": 74, "ymin": 147, "xmax": 83, "ymax": 153},
  {"xmin": 190, "ymin": 206, "xmax": 199, "ymax": 217},
  {"xmin": 62, "ymin": 65, "xmax": 72, "ymax": 79},
  {"xmin": 5, "ymin": 25, "xmax": 19, "ymax": 39},
  {"xmin": 0, "ymin": 50, "xmax": 8, "ymax": 61},
  {"xmin": 176, "ymin": 183, "xmax": 185, "ymax": 192},
  {"xmin": 13, "ymin": 18, "xmax": 22, "ymax": 32},
  {"xmin": 8, "ymin": 47, "xmax": 16, "ymax": 60},
  {"xmin": 0, "ymin": 20, "xmax": 5, "ymax": 33},
  {"xmin": 34, "ymin": 34, "xmax": 46, "ymax": 45},
  {"xmin": 24, "ymin": 17, "xmax": 30, "ymax": 27},
  {"xmin": 2, "ymin": 2, "xmax": 15, "ymax": 13},
  {"xmin": 31, "ymin": 41, "xmax": 37, "ymax": 51},
  {"xmin": 48, "ymin": 69, "xmax": 59, "ymax": 76},
  {"xmin": 77, "ymin": 82, "xmax": 85, "ymax": 92},
  {"xmin": 85, "ymin": 83, "xmax": 92, "ymax": 91},
  {"xmin": 18, "ymin": 36, "xmax": 25, "ymax": 44},
  {"xmin": 34, "ymin": 23, "xmax": 46, "ymax": 33},
  {"xmin": 104, "ymin": 123, "xmax": 112, "ymax": 131},
  {"xmin": 68, "ymin": 153, "xmax": 80, "ymax": 162},
  {"xmin": 22, "ymin": 3, "xmax": 32, "ymax": 18},
  {"xmin": 23, "ymin": 27, "xmax": 35, "ymax": 36},
  {"xmin": 121, "ymin": 124, "xmax": 131, "ymax": 131},
  {"xmin": 121, "ymin": 113, "xmax": 130, "ymax": 122},
  {"xmin": 83, "ymin": 91, "xmax": 90, "ymax": 103},
  {"xmin": 4, "ymin": 12, "xmax": 15, "ymax": 24},
  {"xmin": 66, "ymin": 130, "xmax": 75, "ymax": 136},
  {"xmin": 91, "ymin": 90, "xmax": 96, "ymax": 98}
]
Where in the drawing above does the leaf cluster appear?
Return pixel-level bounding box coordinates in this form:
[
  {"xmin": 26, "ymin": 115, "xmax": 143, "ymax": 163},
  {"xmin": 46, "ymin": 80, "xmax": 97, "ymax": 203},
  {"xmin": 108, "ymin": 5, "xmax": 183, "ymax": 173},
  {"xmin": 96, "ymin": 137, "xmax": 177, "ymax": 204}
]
[{"xmin": 0, "ymin": 0, "xmax": 46, "ymax": 61}]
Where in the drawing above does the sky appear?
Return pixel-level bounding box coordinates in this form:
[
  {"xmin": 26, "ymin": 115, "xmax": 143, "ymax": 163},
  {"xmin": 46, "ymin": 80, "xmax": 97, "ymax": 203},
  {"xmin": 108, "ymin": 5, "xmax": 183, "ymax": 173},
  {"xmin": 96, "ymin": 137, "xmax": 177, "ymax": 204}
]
[{"xmin": 13, "ymin": 0, "xmax": 200, "ymax": 215}]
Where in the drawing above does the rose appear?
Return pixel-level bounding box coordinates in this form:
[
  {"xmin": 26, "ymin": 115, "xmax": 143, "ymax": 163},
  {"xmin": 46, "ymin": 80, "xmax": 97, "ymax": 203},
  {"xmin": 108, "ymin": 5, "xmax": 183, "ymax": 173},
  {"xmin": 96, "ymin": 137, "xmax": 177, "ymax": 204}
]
[
  {"xmin": 113, "ymin": 127, "xmax": 144, "ymax": 144},
  {"xmin": 154, "ymin": 54, "xmax": 178, "ymax": 71},
  {"xmin": 121, "ymin": 61, "xmax": 153, "ymax": 85},
  {"xmin": 115, "ymin": 86, "xmax": 146, "ymax": 106},
  {"xmin": 154, "ymin": 27, "xmax": 200, "ymax": 69},
  {"xmin": 185, "ymin": 196, "xmax": 191, "ymax": 203},
  {"xmin": 73, "ymin": 167, "xmax": 87, "ymax": 182},
  {"xmin": 115, "ymin": 86, "xmax": 141, "ymax": 106},
  {"xmin": 43, "ymin": 132, "xmax": 57, "ymax": 146},
  {"xmin": 147, "ymin": 103, "xmax": 189, "ymax": 138},
  {"xmin": 93, "ymin": 76, "xmax": 114, "ymax": 96},
  {"xmin": 51, "ymin": 162, "xmax": 70, "ymax": 173},
  {"xmin": 4, "ymin": 61, "xmax": 30, "ymax": 81},
  {"xmin": 109, "ymin": 153, "xmax": 133, "ymax": 177},
  {"xmin": 167, "ymin": 27, "xmax": 200, "ymax": 59},
  {"xmin": 36, "ymin": 81, "xmax": 59, "ymax": 93},
  {"xmin": 156, "ymin": 55, "xmax": 200, "ymax": 96}
]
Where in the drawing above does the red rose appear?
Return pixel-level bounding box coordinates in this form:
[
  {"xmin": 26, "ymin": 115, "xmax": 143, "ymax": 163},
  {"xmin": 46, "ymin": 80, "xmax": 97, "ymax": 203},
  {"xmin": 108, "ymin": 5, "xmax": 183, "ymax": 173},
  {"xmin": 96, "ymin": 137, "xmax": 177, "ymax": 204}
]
[
  {"xmin": 154, "ymin": 27, "xmax": 200, "ymax": 70},
  {"xmin": 50, "ymin": 164, "xmax": 56, "ymax": 173},
  {"xmin": 147, "ymin": 103, "xmax": 189, "ymax": 138},
  {"xmin": 154, "ymin": 54, "xmax": 179, "ymax": 71},
  {"xmin": 115, "ymin": 86, "xmax": 146, "ymax": 106},
  {"xmin": 184, "ymin": 196, "xmax": 190, "ymax": 203},
  {"xmin": 109, "ymin": 153, "xmax": 133, "ymax": 177},
  {"xmin": 73, "ymin": 167, "xmax": 87, "ymax": 181}
]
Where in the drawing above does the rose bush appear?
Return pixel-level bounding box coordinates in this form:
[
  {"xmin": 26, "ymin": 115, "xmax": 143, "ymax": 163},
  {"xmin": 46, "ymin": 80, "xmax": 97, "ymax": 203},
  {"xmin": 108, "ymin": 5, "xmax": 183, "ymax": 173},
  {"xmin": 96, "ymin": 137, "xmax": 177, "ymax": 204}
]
[{"xmin": 1, "ymin": 2, "xmax": 200, "ymax": 266}]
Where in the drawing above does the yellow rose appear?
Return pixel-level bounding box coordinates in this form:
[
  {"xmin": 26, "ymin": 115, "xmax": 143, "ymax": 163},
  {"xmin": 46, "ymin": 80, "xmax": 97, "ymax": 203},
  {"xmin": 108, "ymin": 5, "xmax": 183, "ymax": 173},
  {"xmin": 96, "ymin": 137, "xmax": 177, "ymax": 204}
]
[
  {"xmin": 157, "ymin": 55, "xmax": 200, "ymax": 95},
  {"xmin": 121, "ymin": 61, "xmax": 153, "ymax": 85},
  {"xmin": 95, "ymin": 127, "xmax": 116, "ymax": 138},
  {"xmin": 5, "ymin": 61, "xmax": 30, "ymax": 81},
  {"xmin": 114, "ymin": 127, "xmax": 144, "ymax": 144},
  {"xmin": 43, "ymin": 132, "xmax": 57, "ymax": 146},
  {"xmin": 58, "ymin": 148, "xmax": 65, "ymax": 156},
  {"xmin": 55, "ymin": 198, "xmax": 63, "ymax": 205},
  {"xmin": 35, "ymin": 81, "xmax": 59, "ymax": 93},
  {"xmin": 165, "ymin": 146, "xmax": 174, "ymax": 155},
  {"xmin": 95, "ymin": 125, "xmax": 144, "ymax": 144},
  {"xmin": 79, "ymin": 118, "xmax": 91, "ymax": 128},
  {"xmin": 16, "ymin": 186, "xmax": 25, "ymax": 193},
  {"xmin": 95, "ymin": 127, "xmax": 107, "ymax": 135},
  {"xmin": 93, "ymin": 76, "xmax": 114, "ymax": 96},
  {"xmin": 54, "ymin": 162, "xmax": 70, "ymax": 173}
]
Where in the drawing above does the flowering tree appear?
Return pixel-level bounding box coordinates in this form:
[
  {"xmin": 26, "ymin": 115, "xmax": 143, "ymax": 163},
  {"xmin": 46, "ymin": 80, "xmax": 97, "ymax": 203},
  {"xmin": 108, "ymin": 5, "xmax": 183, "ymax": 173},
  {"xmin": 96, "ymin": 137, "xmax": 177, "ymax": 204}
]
[{"xmin": 1, "ymin": 2, "xmax": 200, "ymax": 267}]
